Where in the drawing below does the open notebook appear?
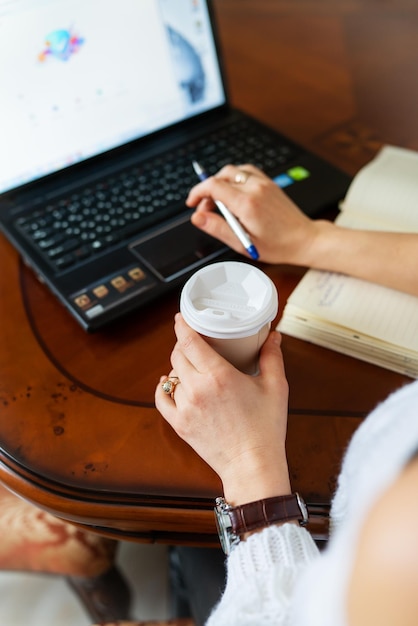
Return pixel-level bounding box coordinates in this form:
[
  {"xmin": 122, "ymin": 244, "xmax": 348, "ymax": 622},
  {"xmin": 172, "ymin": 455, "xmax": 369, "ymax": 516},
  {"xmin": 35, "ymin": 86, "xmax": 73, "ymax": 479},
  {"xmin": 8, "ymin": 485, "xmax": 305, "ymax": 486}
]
[{"xmin": 278, "ymin": 145, "xmax": 418, "ymax": 378}]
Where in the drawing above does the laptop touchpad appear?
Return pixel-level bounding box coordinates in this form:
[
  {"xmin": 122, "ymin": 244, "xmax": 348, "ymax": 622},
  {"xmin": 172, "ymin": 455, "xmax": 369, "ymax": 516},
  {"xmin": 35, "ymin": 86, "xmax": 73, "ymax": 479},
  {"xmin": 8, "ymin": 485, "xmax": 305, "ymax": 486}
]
[{"xmin": 130, "ymin": 219, "xmax": 227, "ymax": 281}]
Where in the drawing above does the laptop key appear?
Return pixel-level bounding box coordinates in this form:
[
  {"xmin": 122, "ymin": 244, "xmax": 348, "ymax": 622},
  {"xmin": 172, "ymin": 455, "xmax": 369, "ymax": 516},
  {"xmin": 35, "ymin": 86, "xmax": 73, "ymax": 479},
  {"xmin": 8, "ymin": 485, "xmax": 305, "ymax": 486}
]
[{"xmin": 47, "ymin": 238, "xmax": 80, "ymax": 259}]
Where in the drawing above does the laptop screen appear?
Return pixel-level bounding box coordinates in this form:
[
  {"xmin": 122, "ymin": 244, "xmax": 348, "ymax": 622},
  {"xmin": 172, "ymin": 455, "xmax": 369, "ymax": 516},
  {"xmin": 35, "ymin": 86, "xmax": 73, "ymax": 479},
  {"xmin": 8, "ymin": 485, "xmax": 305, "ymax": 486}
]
[{"xmin": 0, "ymin": 0, "xmax": 226, "ymax": 194}]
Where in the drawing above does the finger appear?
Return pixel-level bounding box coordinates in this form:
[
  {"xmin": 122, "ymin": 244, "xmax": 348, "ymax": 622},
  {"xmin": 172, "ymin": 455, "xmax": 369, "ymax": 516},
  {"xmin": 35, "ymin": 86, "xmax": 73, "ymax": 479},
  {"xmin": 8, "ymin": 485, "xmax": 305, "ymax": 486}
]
[
  {"xmin": 170, "ymin": 340, "xmax": 199, "ymax": 385},
  {"xmin": 192, "ymin": 197, "xmax": 217, "ymax": 214},
  {"xmin": 172, "ymin": 314, "xmax": 231, "ymax": 375},
  {"xmin": 186, "ymin": 176, "xmax": 245, "ymax": 213},
  {"xmin": 215, "ymin": 163, "xmax": 268, "ymax": 183},
  {"xmin": 186, "ymin": 163, "xmax": 267, "ymax": 209},
  {"xmin": 185, "ymin": 178, "xmax": 215, "ymax": 208},
  {"xmin": 258, "ymin": 331, "xmax": 288, "ymax": 387},
  {"xmin": 155, "ymin": 374, "xmax": 178, "ymax": 419}
]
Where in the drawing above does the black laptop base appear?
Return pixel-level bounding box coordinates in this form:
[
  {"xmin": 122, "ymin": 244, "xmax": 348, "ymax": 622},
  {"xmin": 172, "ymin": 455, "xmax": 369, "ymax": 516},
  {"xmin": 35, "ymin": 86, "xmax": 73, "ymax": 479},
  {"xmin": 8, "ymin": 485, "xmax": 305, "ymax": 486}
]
[{"xmin": 0, "ymin": 110, "xmax": 351, "ymax": 331}]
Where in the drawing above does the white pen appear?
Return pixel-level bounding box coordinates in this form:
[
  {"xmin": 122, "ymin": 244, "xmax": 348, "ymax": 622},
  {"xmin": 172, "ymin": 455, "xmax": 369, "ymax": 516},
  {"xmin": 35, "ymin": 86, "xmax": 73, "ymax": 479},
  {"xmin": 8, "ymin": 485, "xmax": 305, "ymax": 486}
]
[{"xmin": 192, "ymin": 161, "xmax": 259, "ymax": 260}]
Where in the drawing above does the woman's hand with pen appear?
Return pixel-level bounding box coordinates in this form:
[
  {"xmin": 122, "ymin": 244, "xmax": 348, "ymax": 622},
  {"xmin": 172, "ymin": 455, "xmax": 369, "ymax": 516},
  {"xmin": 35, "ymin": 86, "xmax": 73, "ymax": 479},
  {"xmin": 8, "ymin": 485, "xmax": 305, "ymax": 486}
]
[
  {"xmin": 186, "ymin": 163, "xmax": 318, "ymax": 266},
  {"xmin": 187, "ymin": 162, "xmax": 418, "ymax": 297}
]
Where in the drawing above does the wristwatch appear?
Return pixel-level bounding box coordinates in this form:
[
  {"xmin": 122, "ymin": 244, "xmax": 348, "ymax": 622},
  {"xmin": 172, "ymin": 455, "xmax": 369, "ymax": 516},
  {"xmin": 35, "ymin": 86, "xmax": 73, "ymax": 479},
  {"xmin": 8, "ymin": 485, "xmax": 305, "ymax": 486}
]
[{"xmin": 214, "ymin": 492, "xmax": 309, "ymax": 555}]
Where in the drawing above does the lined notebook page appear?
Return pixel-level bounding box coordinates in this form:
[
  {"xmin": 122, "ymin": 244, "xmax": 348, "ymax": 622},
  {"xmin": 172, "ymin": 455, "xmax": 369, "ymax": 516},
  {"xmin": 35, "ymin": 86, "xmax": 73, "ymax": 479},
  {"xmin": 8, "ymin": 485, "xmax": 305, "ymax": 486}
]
[
  {"xmin": 337, "ymin": 145, "xmax": 418, "ymax": 231},
  {"xmin": 281, "ymin": 270, "xmax": 418, "ymax": 351}
]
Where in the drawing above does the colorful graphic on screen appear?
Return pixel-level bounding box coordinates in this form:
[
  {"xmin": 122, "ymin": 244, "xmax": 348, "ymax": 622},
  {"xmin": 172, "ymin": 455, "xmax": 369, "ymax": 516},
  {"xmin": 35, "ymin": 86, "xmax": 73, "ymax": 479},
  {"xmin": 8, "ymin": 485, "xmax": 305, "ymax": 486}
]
[{"xmin": 38, "ymin": 28, "xmax": 85, "ymax": 62}]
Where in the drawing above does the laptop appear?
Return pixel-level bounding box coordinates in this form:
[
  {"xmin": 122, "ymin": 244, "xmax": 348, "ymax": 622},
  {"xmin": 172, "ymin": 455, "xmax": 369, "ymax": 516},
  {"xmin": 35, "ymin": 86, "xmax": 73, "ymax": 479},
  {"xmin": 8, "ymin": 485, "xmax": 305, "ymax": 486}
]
[{"xmin": 0, "ymin": 0, "xmax": 351, "ymax": 331}]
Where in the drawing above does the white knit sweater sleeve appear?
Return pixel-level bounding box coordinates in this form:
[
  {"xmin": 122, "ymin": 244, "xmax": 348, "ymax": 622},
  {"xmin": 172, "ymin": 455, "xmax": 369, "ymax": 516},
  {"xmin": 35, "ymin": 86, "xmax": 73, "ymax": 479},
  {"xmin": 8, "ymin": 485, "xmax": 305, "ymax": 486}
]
[{"xmin": 206, "ymin": 523, "xmax": 319, "ymax": 626}]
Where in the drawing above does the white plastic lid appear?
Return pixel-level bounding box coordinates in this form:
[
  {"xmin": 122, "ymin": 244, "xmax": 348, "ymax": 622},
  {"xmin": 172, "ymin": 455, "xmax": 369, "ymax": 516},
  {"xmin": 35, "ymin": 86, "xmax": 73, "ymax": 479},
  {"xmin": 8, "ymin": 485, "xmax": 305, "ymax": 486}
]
[{"xmin": 180, "ymin": 261, "xmax": 278, "ymax": 339}]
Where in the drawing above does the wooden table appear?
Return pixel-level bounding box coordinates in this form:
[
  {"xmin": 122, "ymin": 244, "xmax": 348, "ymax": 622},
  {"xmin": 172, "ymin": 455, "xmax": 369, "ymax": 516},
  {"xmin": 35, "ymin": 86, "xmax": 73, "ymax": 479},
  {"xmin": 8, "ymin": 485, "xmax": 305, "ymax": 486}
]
[{"xmin": 0, "ymin": 0, "xmax": 416, "ymax": 546}]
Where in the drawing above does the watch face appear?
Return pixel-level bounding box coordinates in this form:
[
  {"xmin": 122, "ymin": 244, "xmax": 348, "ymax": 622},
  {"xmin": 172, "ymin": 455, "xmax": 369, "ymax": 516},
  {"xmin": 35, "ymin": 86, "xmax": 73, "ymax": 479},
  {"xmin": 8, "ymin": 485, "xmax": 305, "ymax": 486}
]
[
  {"xmin": 214, "ymin": 497, "xmax": 239, "ymax": 555},
  {"xmin": 214, "ymin": 506, "xmax": 230, "ymax": 554},
  {"xmin": 296, "ymin": 492, "xmax": 309, "ymax": 525}
]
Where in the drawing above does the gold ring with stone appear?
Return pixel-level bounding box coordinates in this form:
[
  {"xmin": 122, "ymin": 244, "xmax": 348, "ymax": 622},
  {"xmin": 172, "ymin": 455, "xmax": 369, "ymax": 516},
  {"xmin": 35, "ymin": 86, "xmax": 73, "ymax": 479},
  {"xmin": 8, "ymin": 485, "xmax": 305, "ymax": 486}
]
[
  {"xmin": 162, "ymin": 376, "xmax": 180, "ymax": 398},
  {"xmin": 234, "ymin": 170, "xmax": 251, "ymax": 184}
]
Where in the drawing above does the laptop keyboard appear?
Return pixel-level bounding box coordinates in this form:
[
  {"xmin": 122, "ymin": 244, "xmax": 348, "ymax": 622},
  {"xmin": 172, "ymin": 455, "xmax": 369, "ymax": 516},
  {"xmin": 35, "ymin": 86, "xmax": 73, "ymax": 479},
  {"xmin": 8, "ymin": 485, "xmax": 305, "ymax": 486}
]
[{"xmin": 15, "ymin": 118, "xmax": 299, "ymax": 272}]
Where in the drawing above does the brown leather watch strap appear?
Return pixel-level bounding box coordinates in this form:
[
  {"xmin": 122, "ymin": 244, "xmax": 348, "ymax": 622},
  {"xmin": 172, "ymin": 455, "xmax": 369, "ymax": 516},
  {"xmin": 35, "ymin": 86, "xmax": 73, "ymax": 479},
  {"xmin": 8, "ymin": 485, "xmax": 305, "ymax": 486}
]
[{"xmin": 228, "ymin": 493, "xmax": 307, "ymax": 534}]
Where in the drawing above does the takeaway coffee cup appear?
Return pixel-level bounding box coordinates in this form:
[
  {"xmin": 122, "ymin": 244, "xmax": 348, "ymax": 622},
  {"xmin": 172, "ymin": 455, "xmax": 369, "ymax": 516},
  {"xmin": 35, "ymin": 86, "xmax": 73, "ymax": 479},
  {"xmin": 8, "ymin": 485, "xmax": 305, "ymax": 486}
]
[{"xmin": 180, "ymin": 261, "xmax": 278, "ymax": 375}]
